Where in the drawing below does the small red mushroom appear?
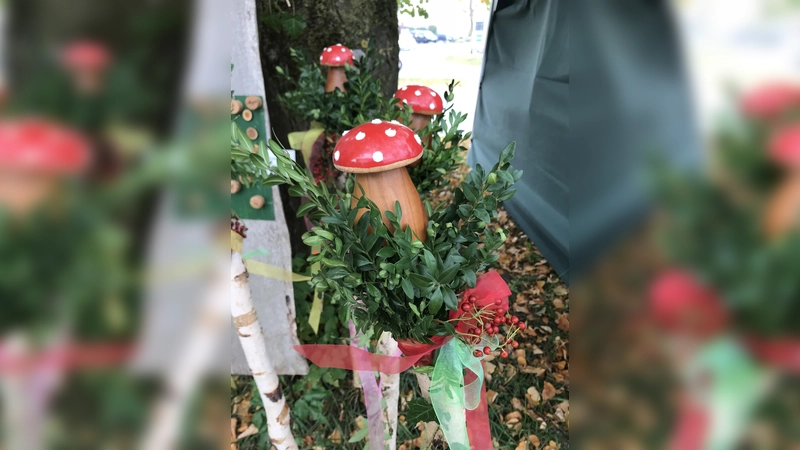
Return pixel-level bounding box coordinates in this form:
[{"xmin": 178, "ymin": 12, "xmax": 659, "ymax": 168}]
[
  {"xmin": 333, "ymin": 119, "xmax": 428, "ymax": 241},
  {"xmin": 0, "ymin": 119, "xmax": 91, "ymax": 215},
  {"xmin": 60, "ymin": 40, "xmax": 112, "ymax": 94},
  {"xmin": 765, "ymin": 124, "xmax": 800, "ymax": 237},
  {"xmin": 394, "ymin": 85, "xmax": 444, "ymax": 132},
  {"xmin": 320, "ymin": 44, "xmax": 354, "ymax": 93}
]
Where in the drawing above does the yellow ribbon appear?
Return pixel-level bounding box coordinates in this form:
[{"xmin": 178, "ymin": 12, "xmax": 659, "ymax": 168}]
[{"xmin": 231, "ymin": 230, "xmax": 311, "ymax": 282}]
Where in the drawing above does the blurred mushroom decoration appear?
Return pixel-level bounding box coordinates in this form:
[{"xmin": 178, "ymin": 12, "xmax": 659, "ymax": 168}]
[
  {"xmin": 60, "ymin": 40, "xmax": 112, "ymax": 94},
  {"xmin": 394, "ymin": 84, "xmax": 444, "ymax": 134},
  {"xmin": 333, "ymin": 119, "xmax": 428, "ymax": 241},
  {"xmin": 764, "ymin": 124, "xmax": 800, "ymax": 237},
  {"xmin": 320, "ymin": 44, "xmax": 354, "ymax": 93},
  {"xmin": 0, "ymin": 119, "xmax": 91, "ymax": 216}
]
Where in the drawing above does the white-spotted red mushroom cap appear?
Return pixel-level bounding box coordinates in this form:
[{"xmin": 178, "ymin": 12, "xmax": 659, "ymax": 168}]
[
  {"xmin": 319, "ymin": 44, "xmax": 354, "ymax": 67},
  {"xmin": 0, "ymin": 119, "xmax": 92, "ymax": 174},
  {"xmin": 394, "ymin": 85, "xmax": 444, "ymax": 115},
  {"xmin": 61, "ymin": 40, "xmax": 112, "ymax": 71},
  {"xmin": 333, "ymin": 119, "xmax": 422, "ymax": 173}
]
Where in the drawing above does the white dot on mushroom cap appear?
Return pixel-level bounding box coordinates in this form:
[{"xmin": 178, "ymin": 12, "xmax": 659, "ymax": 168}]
[
  {"xmin": 373, "ymin": 151, "xmax": 384, "ymax": 162},
  {"xmin": 335, "ymin": 56, "xmax": 340, "ymax": 61},
  {"xmin": 414, "ymin": 134, "xmax": 422, "ymax": 144},
  {"xmin": 336, "ymin": 43, "xmax": 341, "ymax": 45},
  {"xmin": 390, "ymin": 120, "xmax": 400, "ymax": 124},
  {"xmin": 401, "ymin": 86, "xmax": 407, "ymax": 91},
  {"xmin": 334, "ymin": 151, "xmax": 340, "ymax": 161},
  {"xmin": 371, "ymin": 119, "xmax": 382, "ymax": 124},
  {"xmin": 402, "ymin": 99, "xmax": 408, "ymax": 104},
  {"xmin": 430, "ymin": 102, "xmax": 436, "ymax": 109},
  {"xmin": 385, "ymin": 128, "xmax": 397, "ymax": 137},
  {"xmin": 342, "ymin": 130, "xmax": 350, "ymax": 135},
  {"xmin": 414, "ymin": 90, "xmax": 422, "ymax": 96},
  {"xmin": 320, "ymin": 55, "xmax": 323, "ymax": 61},
  {"xmin": 356, "ymin": 132, "xmax": 366, "ymax": 140},
  {"xmin": 431, "ymin": 91, "xmax": 437, "ymax": 97},
  {"xmin": 327, "ymin": 47, "xmax": 332, "ymax": 52},
  {"xmin": 341, "ymin": 47, "xmax": 346, "ymax": 52}
]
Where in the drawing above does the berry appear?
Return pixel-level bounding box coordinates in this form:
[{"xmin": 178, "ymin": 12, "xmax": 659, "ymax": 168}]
[
  {"xmin": 494, "ymin": 299, "xmax": 502, "ymax": 306},
  {"xmin": 518, "ymin": 322, "xmax": 527, "ymax": 331},
  {"xmin": 500, "ymin": 350, "xmax": 509, "ymax": 359},
  {"xmin": 473, "ymin": 350, "xmax": 483, "ymax": 358},
  {"xmin": 497, "ymin": 308, "xmax": 507, "ymax": 316},
  {"xmin": 511, "ymin": 316, "xmax": 520, "ymax": 324},
  {"xmin": 468, "ymin": 327, "xmax": 478, "ymax": 335},
  {"xmin": 483, "ymin": 346, "xmax": 492, "ymax": 356},
  {"xmin": 492, "ymin": 326, "xmax": 500, "ymax": 334},
  {"xmin": 511, "ymin": 340, "xmax": 519, "ymax": 349},
  {"xmin": 469, "ymin": 296, "xmax": 478, "ymax": 303},
  {"xmin": 462, "ymin": 303, "xmax": 473, "ymax": 312}
]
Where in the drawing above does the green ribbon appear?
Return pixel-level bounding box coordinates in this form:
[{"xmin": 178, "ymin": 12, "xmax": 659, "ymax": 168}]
[{"xmin": 429, "ymin": 339, "xmax": 485, "ymax": 450}]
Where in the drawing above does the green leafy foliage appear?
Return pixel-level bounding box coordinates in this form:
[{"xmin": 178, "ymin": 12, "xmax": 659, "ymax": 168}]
[
  {"xmin": 277, "ymin": 44, "xmax": 390, "ymax": 136},
  {"xmin": 406, "ymin": 398, "xmax": 439, "ymax": 424},
  {"xmin": 407, "ymin": 80, "xmax": 472, "ymax": 194},
  {"xmin": 241, "ymin": 131, "xmax": 520, "ymax": 341},
  {"xmin": 260, "ymin": 11, "xmax": 307, "ymax": 38},
  {"xmin": 398, "ymin": 0, "xmax": 430, "ymax": 18}
]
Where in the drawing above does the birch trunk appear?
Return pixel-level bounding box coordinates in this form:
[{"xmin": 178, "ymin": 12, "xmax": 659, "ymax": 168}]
[
  {"xmin": 377, "ymin": 332, "xmax": 400, "ymax": 450},
  {"xmin": 231, "ymin": 251, "xmax": 298, "ymax": 450}
]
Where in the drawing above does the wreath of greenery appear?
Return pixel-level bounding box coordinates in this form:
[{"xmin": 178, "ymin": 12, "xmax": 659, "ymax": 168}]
[{"xmin": 231, "ymin": 123, "xmax": 521, "ymax": 341}]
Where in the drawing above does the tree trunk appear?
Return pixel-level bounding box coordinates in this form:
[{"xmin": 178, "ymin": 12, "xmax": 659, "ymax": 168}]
[
  {"xmin": 232, "ymin": 251, "xmax": 299, "ymax": 450},
  {"xmin": 256, "ymin": 1, "xmax": 399, "ymax": 256},
  {"xmin": 468, "ymin": 0, "xmax": 474, "ymax": 38}
]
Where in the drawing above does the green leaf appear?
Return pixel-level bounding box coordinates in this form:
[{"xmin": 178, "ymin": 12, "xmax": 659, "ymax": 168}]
[
  {"xmin": 281, "ymin": 14, "xmax": 307, "ymax": 38},
  {"xmin": 499, "ymin": 141, "xmax": 517, "ymax": 164},
  {"xmin": 413, "ymin": 366, "xmax": 435, "ymax": 374},
  {"xmin": 428, "ymin": 287, "xmax": 443, "ymax": 314},
  {"xmin": 296, "ymin": 202, "xmax": 317, "ymax": 218},
  {"xmin": 376, "ymin": 246, "xmax": 396, "ymax": 258},
  {"xmin": 348, "ymin": 425, "xmax": 369, "ymax": 443},
  {"xmin": 406, "ymin": 398, "xmax": 439, "ymax": 424},
  {"xmin": 408, "ymin": 273, "xmax": 433, "ymax": 289},
  {"xmin": 401, "ymin": 277, "xmax": 415, "ymax": 299}
]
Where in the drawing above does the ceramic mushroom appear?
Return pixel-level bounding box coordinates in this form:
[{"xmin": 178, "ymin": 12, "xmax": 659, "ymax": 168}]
[
  {"xmin": 764, "ymin": 124, "xmax": 800, "ymax": 237},
  {"xmin": 0, "ymin": 119, "xmax": 91, "ymax": 216},
  {"xmin": 60, "ymin": 40, "xmax": 112, "ymax": 94},
  {"xmin": 320, "ymin": 44, "xmax": 354, "ymax": 93},
  {"xmin": 394, "ymin": 85, "xmax": 444, "ymax": 134},
  {"xmin": 333, "ymin": 119, "xmax": 428, "ymax": 241}
]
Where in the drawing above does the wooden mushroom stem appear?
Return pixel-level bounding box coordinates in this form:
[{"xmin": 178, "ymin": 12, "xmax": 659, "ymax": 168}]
[
  {"xmin": 765, "ymin": 171, "xmax": 800, "ymax": 238},
  {"xmin": 325, "ymin": 67, "xmax": 348, "ymax": 93},
  {"xmin": 352, "ymin": 167, "xmax": 428, "ymax": 242}
]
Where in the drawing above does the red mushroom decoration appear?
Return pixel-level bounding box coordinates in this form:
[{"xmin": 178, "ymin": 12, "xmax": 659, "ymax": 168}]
[
  {"xmin": 0, "ymin": 119, "xmax": 91, "ymax": 215},
  {"xmin": 60, "ymin": 40, "xmax": 112, "ymax": 93},
  {"xmin": 333, "ymin": 119, "xmax": 428, "ymax": 241},
  {"xmin": 741, "ymin": 83, "xmax": 800, "ymax": 120},
  {"xmin": 394, "ymin": 85, "xmax": 444, "ymax": 132},
  {"xmin": 320, "ymin": 44, "xmax": 354, "ymax": 93},
  {"xmin": 764, "ymin": 124, "xmax": 800, "ymax": 237}
]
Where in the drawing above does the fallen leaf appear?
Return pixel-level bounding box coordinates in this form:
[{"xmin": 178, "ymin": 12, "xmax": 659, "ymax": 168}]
[
  {"xmin": 526, "ymin": 387, "xmax": 541, "ymax": 406},
  {"xmin": 236, "ymin": 424, "xmax": 259, "ymax": 441},
  {"xmin": 529, "ymin": 434, "xmax": 541, "ymax": 449},
  {"xmin": 511, "ymin": 397, "xmax": 524, "ymax": 411},
  {"xmin": 487, "ymin": 389, "xmax": 498, "ymax": 404},
  {"xmin": 329, "ymin": 428, "xmax": 342, "ymax": 444},
  {"xmin": 552, "ymin": 298, "xmax": 565, "ymax": 310},
  {"xmin": 230, "ymin": 418, "xmax": 237, "ymax": 443},
  {"xmin": 515, "ymin": 441, "xmax": 527, "ymax": 450},
  {"xmin": 531, "ymin": 346, "xmax": 544, "ymax": 355},
  {"xmin": 556, "ymin": 313, "xmax": 569, "ymax": 332},
  {"xmin": 542, "ymin": 382, "xmax": 557, "ymax": 403}
]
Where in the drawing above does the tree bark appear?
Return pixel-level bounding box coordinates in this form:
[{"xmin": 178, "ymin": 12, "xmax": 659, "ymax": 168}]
[{"xmin": 256, "ymin": 0, "xmax": 399, "ymax": 256}]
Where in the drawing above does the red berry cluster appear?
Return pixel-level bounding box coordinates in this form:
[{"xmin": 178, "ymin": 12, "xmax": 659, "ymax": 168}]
[
  {"xmin": 311, "ymin": 133, "xmax": 342, "ymax": 183},
  {"xmin": 231, "ymin": 217, "xmax": 248, "ymax": 238},
  {"xmin": 452, "ymin": 295, "xmax": 526, "ymax": 359}
]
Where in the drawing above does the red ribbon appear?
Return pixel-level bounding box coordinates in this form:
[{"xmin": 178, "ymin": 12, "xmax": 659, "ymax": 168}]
[
  {"xmin": 294, "ymin": 270, "xmax": 511, "ymax": 450},
  {"xmin": 0, "ymin": 342, "xmax": 134, "ymax": 374}
]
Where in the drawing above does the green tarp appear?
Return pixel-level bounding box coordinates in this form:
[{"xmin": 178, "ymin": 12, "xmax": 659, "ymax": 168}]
[{"xmin": 469, "ymin": 0, "xmax": 702, "ymax": 284}]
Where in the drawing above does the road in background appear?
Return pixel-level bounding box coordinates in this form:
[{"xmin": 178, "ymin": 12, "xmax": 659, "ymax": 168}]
[{"xmin": 399, "ymin": 41, "xmax": 483, "ymax": 131}]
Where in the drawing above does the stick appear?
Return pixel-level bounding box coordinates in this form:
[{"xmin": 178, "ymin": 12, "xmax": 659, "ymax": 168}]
[
  {"xmin": 377, "ymin": 332, "xmax": 400, "ymax": 450},
  {"xmin": 231, "ymin": 251, "xmax": 298, "ymax": 450}
]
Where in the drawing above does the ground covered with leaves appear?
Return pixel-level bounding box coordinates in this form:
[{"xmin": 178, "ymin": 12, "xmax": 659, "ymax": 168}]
[{"xmin": 231, "ymin": 158, "xmax": 570, "ymax": 450}]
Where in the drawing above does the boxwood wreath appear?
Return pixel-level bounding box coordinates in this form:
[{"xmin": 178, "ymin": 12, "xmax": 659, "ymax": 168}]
[{"xmin": 232, "ymin": 125, "xmax": 521, "ymax": 342}]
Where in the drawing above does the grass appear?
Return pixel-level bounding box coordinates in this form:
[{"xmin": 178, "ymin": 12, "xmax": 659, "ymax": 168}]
[{"xmin": 231, "ymin": 164, "xmax": 570, "ymax": 450}]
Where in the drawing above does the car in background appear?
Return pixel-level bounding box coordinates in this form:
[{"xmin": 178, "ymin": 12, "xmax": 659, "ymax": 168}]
[
  {"xmin": 413, "ymin": 30, "xmax": 438, "ymax": 44},
  {"xmin": 437, "ymin": 34, "xmax": 455, "ymax": 43},
  {"xmin": 399, "ymin": 29, "xmax": 417, "ymax": 51}
]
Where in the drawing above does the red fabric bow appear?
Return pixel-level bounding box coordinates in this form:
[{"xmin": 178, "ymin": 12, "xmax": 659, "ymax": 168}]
[{"xmin": 294, "ymin": 270, "xmax": 511, "ymax": 450}]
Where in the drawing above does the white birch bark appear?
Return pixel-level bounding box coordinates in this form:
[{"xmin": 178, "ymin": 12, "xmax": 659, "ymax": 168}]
[
  {"xmin": 377, "ymin": 332, "xmax": 400, "ymax": 450},
  {"xmin": 231, "ymin": 251, "xmax": 298, "ymax": 450}
]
